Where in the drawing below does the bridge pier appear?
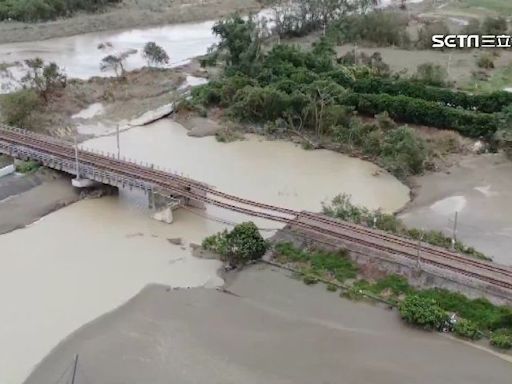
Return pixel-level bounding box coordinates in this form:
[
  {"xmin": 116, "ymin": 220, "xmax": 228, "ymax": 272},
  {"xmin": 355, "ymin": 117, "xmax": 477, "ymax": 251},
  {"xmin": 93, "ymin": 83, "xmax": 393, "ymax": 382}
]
[
  {"xmin": 148, "ymin": 190, "xmax": 184, "ymax": 224},
  {"xmin": 187, "ymin": 186, "xmax": 207, "ymax": 209},
  {"xmin": 71, "ymin": 178, "xmax": 100, "ymax": 188}
]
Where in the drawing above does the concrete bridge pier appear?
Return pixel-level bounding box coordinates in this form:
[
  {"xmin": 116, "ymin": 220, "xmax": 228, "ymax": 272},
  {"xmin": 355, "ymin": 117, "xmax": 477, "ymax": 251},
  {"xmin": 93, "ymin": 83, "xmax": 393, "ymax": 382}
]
[
  {"xmin": 71, "ymin": 177, "xmax": 100, "ymax": 188},
  {"xmin": 148, "ymin": 191, "xmax": 183, "ymax": 224},
  {"xmin": 187, "ymin": 186, "xmax": 207, "ymax": 209}
]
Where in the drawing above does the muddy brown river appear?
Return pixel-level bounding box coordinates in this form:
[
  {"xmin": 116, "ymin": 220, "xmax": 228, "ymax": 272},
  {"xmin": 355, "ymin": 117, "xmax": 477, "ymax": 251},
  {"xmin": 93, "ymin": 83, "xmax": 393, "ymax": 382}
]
[{"xmin": 0, "ymin": 119, "xmax": 409, "ymax": 383}]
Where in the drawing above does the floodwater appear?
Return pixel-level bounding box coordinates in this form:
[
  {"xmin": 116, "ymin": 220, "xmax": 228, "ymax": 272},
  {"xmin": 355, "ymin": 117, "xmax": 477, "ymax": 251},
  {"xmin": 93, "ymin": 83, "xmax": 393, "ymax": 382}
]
[
  {"xmin": 0, "ymin": 120, "xmax": 409, "ymax": 384},
  {"xmin": 400, "ymin": 153, "xmax": 512, "ymax": 265},
  {"xmin": 0, "ymin": 19, "xmax": 217, "ymax": 87},
  {"xmin": 0, "ymin": 1, "xmax": 421, "ymax": 90},
  {"xmin": 25, "ymin": 266, "xmax": 512, "ymax": 384}
]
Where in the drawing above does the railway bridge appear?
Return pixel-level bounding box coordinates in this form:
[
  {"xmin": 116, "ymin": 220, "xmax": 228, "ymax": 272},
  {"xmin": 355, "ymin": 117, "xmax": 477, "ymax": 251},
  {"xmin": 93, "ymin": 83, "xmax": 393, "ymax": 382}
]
[{"xmin": 1, "ymin": 124, "xmax": 511, "ymax": 304}]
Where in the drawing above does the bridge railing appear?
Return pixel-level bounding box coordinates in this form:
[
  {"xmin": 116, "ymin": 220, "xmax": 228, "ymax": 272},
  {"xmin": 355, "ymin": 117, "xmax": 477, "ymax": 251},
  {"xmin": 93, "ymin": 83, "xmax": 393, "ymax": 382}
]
[{"xmin": 0, "ymin": 140, "xmax": 164, "ymax": 194}]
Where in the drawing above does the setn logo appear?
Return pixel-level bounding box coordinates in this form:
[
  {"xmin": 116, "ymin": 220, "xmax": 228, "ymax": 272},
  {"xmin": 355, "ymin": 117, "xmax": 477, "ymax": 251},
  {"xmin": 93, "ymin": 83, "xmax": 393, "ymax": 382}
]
[{"xmin": 432, "ymin": 34, "xmax": 512, "ymax": 49}]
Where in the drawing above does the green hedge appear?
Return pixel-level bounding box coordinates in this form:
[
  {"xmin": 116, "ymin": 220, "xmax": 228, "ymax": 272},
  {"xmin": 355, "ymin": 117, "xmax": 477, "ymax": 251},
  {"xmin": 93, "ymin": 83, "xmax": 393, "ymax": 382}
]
[
  {"xmin": 351, "ymin": 78, "xmax": 512, "ymax": 114},
  {"xmin": 342, "ymin": 93, "xmax": 502, "ymax": 138}
]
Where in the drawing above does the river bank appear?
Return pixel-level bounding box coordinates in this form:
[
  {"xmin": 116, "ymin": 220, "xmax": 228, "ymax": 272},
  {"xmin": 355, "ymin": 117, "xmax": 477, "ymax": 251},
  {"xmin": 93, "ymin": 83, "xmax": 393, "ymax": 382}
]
[
  {"xmin": 0, "ymin": 0, "xmax": 263, "ymax": 44},
  {"xmin": 24, "ymin": 264, "xmax": 512, "ymax": 384},
  {"xmin": 399, "ymin": 153, "xmax": 512, "ymax": 265},
  {"xmin": 0, "ymin": 169, "xmax": 80, "ymax": 235}
]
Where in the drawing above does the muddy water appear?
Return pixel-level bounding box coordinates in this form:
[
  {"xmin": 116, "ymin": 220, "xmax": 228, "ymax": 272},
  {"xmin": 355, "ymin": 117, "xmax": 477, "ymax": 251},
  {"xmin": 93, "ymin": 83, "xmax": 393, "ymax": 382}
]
[
  {"xmin": 400, "ymin": 153, "xmax": 512, "ymax": 265},
  {"xmin": 0, "ymin": 19, "xmax": 218, "ymax": 88},
  {"xmin": 0, "ymin": 120, "xmax": 409, "ymax": 384}
]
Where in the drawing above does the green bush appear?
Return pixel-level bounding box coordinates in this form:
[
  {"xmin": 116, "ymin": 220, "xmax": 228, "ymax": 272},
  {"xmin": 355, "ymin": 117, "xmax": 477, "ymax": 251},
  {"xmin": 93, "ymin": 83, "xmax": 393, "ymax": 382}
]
[
  {"xmin": 274, "ymin": 242, "xmax": 359, "ymax": 283},
  {"xmin": 0, "ymin": 89, "xmax": 41, "ymax": 129},
  {"xmin": 414, "ymin": 63, "xmax": 448, "ymax": 87},
  {"xmin": 341, "ymin": 92, "xmax": 501, "ymax": 138},
  {"xmin": 351, "ymin": 77, "xmax": 512, "ymax": 113},
  {"xmin": 202, "ymin": 222, "xmax": 267, "ymax": 266},
  {"xmin": 490, "ymin": 331, "xmax": 512, "ymax": 349},
  {"xmin": 15, "ymin": 160, "xmax": 40, "ymax": 174},
  {"xmin": 399, "ymin": 295, "xmax": 448, "ymax": 330},
  {"xmin": 380, "ymin": 126, "xmax": 427, "ymax": 178},
  {"xmin": 417, "ymin": 289, "xmax": 512, "ymax": 332},
  {"xmin": 454, "ymin": 319, "xmax": 482, "ymax": 340}
]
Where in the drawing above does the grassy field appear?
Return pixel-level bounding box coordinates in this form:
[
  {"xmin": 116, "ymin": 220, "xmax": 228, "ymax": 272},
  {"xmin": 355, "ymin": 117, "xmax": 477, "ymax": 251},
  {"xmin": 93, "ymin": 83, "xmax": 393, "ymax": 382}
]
[{"xmin": 466, "ymin": 64, "xmax": 512, "ymax": 93}]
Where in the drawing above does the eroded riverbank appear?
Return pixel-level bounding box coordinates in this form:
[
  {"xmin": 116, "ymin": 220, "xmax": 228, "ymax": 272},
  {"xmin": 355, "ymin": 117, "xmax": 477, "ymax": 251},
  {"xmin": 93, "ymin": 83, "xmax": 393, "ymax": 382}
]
[
  {"xmin": 400, "ymin": 153, "xmax": 512, "ymax": 265},
  {"xmin": 25, "ymin": 265, "xmax": 512, "ymax": 384}
]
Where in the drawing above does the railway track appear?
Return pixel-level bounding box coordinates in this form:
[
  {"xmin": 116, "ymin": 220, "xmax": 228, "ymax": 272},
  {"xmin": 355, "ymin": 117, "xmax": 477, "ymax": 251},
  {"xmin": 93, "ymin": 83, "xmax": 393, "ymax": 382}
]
[{"xmin": 1, "ymin": 126, "xmax": 511, "ymax": 292}]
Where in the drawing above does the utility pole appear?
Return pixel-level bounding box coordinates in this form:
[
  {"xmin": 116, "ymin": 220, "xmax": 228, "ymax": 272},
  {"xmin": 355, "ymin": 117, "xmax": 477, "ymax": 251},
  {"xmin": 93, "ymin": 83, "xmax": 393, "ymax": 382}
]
[
  {"xmin": 70, "ymin": 354, "xmax": 79, "ymax": 384},
  {"xmin": 451, "ymin": 211, "xmax": 458, "ymax": 250},
  {"xmin": 116, "ymin": 124, "xmax": 120, "ymax": 160},
  {"xmin": 74, "ymin": 137, "xmax": 80, "ymax": 180},
  {"xmin": 416, "ymin": 232, "xmax": 424, "ymax": 271}
]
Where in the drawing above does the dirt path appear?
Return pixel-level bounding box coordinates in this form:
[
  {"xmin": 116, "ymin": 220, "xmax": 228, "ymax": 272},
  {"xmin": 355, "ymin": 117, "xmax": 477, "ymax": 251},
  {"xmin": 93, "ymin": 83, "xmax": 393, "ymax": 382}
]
[{"xmin": 0, "ymin": 0, "xmax": 263, "ymax": 44}]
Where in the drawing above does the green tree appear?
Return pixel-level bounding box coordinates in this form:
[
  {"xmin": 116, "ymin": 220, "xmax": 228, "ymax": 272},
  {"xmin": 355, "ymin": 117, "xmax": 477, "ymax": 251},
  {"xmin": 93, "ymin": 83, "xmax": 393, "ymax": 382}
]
[
  {"xmin": 226, "ymin": 222, "xmax": 267, "ymax": 264},
  {"xmin": 21, "ymin": 58, "xmax": 67, "ymax": 101},
  {"xmin": 202, "ymin": 222, "xmax": 267, "ymax": 266},
  {"xmin": 100, "ymin": 54, "xmax": 126, "ymax": 77},
  {"xmin": 210, "ymin": 14, "xmax": 262, "ymax": 72},
  {"xmin": 399, "ymin": 295, "xmax": 448, "ymax": 330},
  {"xmin": 142, "ymin": 42, "xmax": 169, "ymax": 67}
]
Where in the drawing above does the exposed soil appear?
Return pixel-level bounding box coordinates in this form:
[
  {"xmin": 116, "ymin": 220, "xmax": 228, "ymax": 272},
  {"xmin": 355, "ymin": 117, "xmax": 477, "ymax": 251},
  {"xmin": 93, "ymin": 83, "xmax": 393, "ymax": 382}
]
[
  {"xmin": 25, "ymin": 64, "xmax": 200, "ymax": 140},
  {"xmin": 0, "ymin": 169, "xmax": 80, "ymax": 235},
  {"xmin": 0, "ymin": 0, "xmax": 264, "ymax": 44}
]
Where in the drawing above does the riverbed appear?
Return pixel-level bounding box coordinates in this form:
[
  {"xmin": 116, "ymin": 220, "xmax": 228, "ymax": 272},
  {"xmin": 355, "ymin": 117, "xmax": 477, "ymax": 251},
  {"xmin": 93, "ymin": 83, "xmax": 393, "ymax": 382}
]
[
  {"xmin": 0, "ymin": 119, "xmax": 409, "ymax": 384},
  {"xmin": 25, "ymin": 265, "xmax": 512, "ymax": 384}
]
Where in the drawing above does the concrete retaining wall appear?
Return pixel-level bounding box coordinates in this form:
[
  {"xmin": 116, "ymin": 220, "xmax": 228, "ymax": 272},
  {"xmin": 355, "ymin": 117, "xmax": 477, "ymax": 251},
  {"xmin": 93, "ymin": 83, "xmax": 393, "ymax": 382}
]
[
  {"xmin": 275, "ymin": 226, "xmax": 512, "ymax": 306},
  {"xmin": 0, "ymin": 164, "xmax": 15, "ymax": 179}
]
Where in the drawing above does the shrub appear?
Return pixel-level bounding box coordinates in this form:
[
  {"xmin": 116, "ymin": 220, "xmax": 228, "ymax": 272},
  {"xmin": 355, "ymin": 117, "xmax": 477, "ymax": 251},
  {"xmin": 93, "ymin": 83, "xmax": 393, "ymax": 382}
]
[
  {"xmin": 350, "ymin": 77, "xmax": 512, "ymax": 113},
  {"xmin": 202, "ymin": 222, "xmax": 267, "ymax": 266},
  {"xmin": 417, "ymin": 289, "xmax": 512, "ymax": 332},
  {"xmin": 414, "ymin": 63, "xmax": 448, "ymax": 87},
  {"xmin": 454, "ymin": 319, "xmax": 482, "ymax": 340},
  {"xmin": 380, "ymin": 126, "xmax": 427, "ymax": 178},
  {"xmin": 490, "ymin": 331, "xmax": 512, "ymax": 349},
  {"xmin": 341, "ymin": 92, "xmax": 501, "ymax": 138},
  {"xmin": 477, "ymin": 53, "xmax": 495, "ymax": 70},
  {"xmin": 274, "ymin": 242, "xmax": 359, "ymax": 283},
  {"xmin": 0, "ymin": 89, "xmax": 41, "ymax": 129},
  {"xmin": 399, "ymin": 295, "xmax": 448, "ymax": 330},
  {"xmin": 303, "ymin": 275, "xmax": 319, "ymax": 285}
]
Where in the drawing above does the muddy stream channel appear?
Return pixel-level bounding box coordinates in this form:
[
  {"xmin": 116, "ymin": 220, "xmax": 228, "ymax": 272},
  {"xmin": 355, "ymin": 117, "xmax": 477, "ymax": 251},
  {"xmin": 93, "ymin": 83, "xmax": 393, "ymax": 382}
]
[{"xmin": 0, "ymin": 7, "xmax": 510, "ymax": 384}]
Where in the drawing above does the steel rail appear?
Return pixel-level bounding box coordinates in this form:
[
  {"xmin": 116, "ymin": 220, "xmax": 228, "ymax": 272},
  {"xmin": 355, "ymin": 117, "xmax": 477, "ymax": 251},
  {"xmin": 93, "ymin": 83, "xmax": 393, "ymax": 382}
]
[
  {"xmin": 2, "ymin": 125, "xmax": 510, "ymax": 276},
  {"xmin": 1, "ymin": 128, "xmax": 511, "ymax": 290}
]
